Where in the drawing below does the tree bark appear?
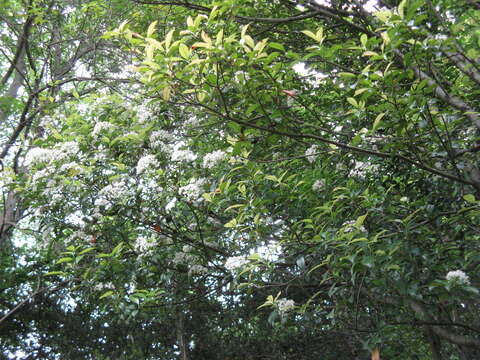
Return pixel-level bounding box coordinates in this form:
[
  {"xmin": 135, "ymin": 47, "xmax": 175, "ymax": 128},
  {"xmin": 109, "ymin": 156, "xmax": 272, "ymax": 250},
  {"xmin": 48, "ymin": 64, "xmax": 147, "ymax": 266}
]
[{"xmin": 175, "ymin": 307, "xmax": 189, "ymax": 360}]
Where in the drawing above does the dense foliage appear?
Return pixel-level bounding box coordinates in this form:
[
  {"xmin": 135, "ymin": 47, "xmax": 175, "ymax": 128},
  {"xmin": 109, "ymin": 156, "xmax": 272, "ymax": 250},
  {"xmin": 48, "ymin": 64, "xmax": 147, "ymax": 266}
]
[{"xmin": 1, "ymin": 0, "xmax": 480, "ymax": 359}]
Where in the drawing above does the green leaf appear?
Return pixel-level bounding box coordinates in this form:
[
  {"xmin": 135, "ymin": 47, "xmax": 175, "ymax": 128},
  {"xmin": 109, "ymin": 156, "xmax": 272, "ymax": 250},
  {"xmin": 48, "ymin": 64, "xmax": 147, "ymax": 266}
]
[
  {"xmin": 56, "ymin": 257, "xmax": 73, "ymax": 264},
  {"xmin": 398, "ymin": 0, "xmax": 407, "ymax": 19},
  {"xmin": 269, "ymin": 42, "xmax": 285, "ymax": 52},
  {"xmin": 464, "ymin": 194, "xmax": 477, "ymax": 203},
  {"xmin": 44, "ymin": 271, "xmax": 65, "ymax": 276},
  {"xmin": 355, "ymin": 214, "xmax": 367, "ymax": 227},
  {"xmin": 224, "ymin": 218, "xmax": 237, "ymax": 228},
  {"xmin": 147, "ymin": 21, "xmax": 157, "ymax": 37},
  {"xmin": 354, "ymin": 88, "xmax": 368, "ymax": 96},
  {"xmin": 301, "ymin": 30, "xmax": 317, "ymax": 41},
  {"xmin": 360, "ymin": 34, "xmax": 367, "ymax": 47},
  {"xmin": 373, "ymin": 112, "xmax": 385, "ymax": 131},
  {"xmin": 79, "ymin": 247, "xmax": 96, "ymax": 255},
  {"xmin": 347, "ymin": 97, "xmax": 358, "ymax": 107},
  {"xmin": 165, "ymin": 29, "xmax": 175, "ymax": 50},
  {"xmin": 179, "ymin": 43, "xmax": 190, "ymax": 59},
  {"xmin": 99, "ymin": 290, "xmax": 114, "ymax": 299}
]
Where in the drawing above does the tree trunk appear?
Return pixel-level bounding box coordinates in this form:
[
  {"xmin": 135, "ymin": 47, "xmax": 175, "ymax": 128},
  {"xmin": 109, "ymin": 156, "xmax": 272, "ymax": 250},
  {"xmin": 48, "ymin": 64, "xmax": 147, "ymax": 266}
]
[{"xmin": 175, "ymin": 308, "xmax": 189, "ymax": 360}]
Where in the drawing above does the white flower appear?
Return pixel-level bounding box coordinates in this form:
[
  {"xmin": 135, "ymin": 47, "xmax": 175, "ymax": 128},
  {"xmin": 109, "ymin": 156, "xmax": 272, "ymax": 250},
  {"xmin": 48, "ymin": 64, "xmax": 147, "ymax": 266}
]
[
  {"xmin": 171, "ymin": 147, "xmax": 197, "ymax": 162},
  {"xmin": 225, "ymin": 256, "xmax": 249, "ymax": 272},
  {"xmin": 59, "ymin": 162, "xmax": 83, "ymax": 174},
  {"xmin": 189, "ymin": 264, "xmax": 208, "ymax": 276},
  {"xmin": 99, "ymin": 180, "xmax": 128, "ymax": 198},
  {"xmin": 94, "ymin": 282, "xmax": 114, "ymax": 292},
  {"xmin": 182, "ymin": 245, "xmax": 193, "ymax": 253},
  {"xmin": 336, "ymin": 163, "xmax": 346, "ymax": 171},
  {"xmin": 67, "ymin": 230, "xmax": 88, "ymax": 243},
  {"xmin": 305, "ymin": 145, "xmax": 319, "ymax": 163},
  {"xmin": 25, "ymin": 148, "xmax": 59, "ymax": 165},
  {"xmin": 137, "ymin": 104, "xmax": 152, "ymax": 124},
  {"xmin": 185, "ymin": 116, "xmax": 201, "ymax": 127},
  {"xmin": 31, "ymin": 167, "xmax": 54, "ymax": 184},
  {"xmin": 92, "ymin": 121, "xmax": 115, "ymax": 136},
  {"xmin": 165, "ymin": 197, "xmax": 177, "ymax": 212},
  {"xmin": 97, "ymin": 179, "xmax": 131, "ymax": 207},
  {"xmin": 202, "ymin": 150, "xmax": 227, "ymax": 168},
  {"xmin": 51, "ymin": 193, "xmax": 63, "ymax": 204},
  {"xmin": 136, "ymin": 154, "xmax": 159, "ymax": 175},
  {"xmin": 150, "ymin": 130, "xmax": 172, "ymax": 151},
  {"xmin": 277, "ymin": 298, "xmax": 295, "ymax": 314},
  {"xmin": 57, "ymin": 141, "xmax": 79, "ymax": 156},
  {"xmin": 446, "ymin": 270, "xmax": 470, "ymax": 285},
  {"xmin": 172, "ymin": 251, "xmax": 195, "ymax": 265},
  {"xmin": 134, "ymin": 236, "xmax": 156, "ymax": 253},
  {"xmin": 312, "ymin": 179, "xmax": 325, "ymax": 192},
  {"xmin": 342, "ymin": 220, "xmax": 367, "ymax": 233},
  {"xmin": 94, "ymin": 198, "xmax": 111, "ymax": 208},
  {"xmin": 178, "ymin": 178, "xmax": 207, "ymax": 201}
]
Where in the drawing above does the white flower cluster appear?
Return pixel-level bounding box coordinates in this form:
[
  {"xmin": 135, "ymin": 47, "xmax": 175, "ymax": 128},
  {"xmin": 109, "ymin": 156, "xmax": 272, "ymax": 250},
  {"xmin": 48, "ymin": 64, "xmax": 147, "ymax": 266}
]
[
  {"xmin": 351, "ymin": 161, "xmax": 379, "ymax": 178},
  {"xmin": 225, "ymin": 256, "xmax": 249, "ymax": 272},
  {"xmin": 93, "ymin": 150, "xmax": 108, "ymax": 162},
  {"xmin": 178, "ymin": 178, "xmax": 207, "ymax": 202},
  {"xmin": 27, "ymin": 141, "xmax": 79, "ymax": 166},
  {"xmin": 50, "ymin": 193, "xmax": 63, "ymax": 205},
  {"xmin": 446, "ymin": 270, "xmax": 470, "ymax": 285},
  {"xmin": 134, "ymin": 236, "xmax": 157, "ymax": 253},
  {"xmin": 312, "ymin": 179, "xmax": 325, "ymax": 192},
  {"xmin": 184, "ymin": 116, "xmax": 201, "ymax": 127},
  {"xmin": 94, "ymin": 282, "xmax": 114, "ymax": 292},
  {"xmin": 150, "ymin": 130, "xmax": 172, "ymax": 152},
  {"xmin": 136, "ymin": 154, "xmax": 159, "ymax": 175},
  {"xmin": 30, "ymin": 168, "xmax": 54, "ymax": 185},
  {"xmin": 202, "ymin": 150, "xmax": 227, "ymax": 168},
  {"xmin": 137, "ymin": 104, "xmax": 152, "ymax": 124},
  {"xmin": 189, "ymin": 264, "xmax": 208, "ymax": 276},
  {"xmin": 98, "ymin": 180, "xmax": 129, "ymax": 200},
  {"xmin": 172, "ymin": 250, "xmax": 196, "ymax": 265},
  {"xmin": 95, "ymin": 179, "xmax": 131, "ymax": 211},
  {"xmin": 57, "ymin": 141, "xmax": 79, "ymax": 156},
  {"xmin": 276, "ymin": 298, "xmax": 295, "ymax": 314},
  {"xmin": 66, "ymin": 230, "xmax": 88, "ymax": 243},
  {"xmin": 25, "ymin": 148, "xmax": 60, "ymax": 165},
  {"xmin": 342, "ymin": 220, "xmax": 367, "ymax": 233},
  {"xmin": 165, "ymin": 197, "xmax": 177, "ymax": 212},
  {"xmin": 305, "ymin": 145, "xmax": 319, "ymax": 163},
  {"xmin": 171, "ymin": 147, "xmax": 197, "ymax": 162},
  {"xmin": 59, "ymin": 162, "xmax": 83, "ymax": 174},
  {"xmin": 92, "ymin": 121, "xmax": 115, "ymax": 136}
]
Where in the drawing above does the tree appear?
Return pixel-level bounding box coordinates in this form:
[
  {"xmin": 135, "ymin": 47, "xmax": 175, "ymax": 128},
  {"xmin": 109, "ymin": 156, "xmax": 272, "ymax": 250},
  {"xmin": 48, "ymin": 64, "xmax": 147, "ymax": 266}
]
[{"xmin": 1, "ymin": 0, "xmax": 480, "ymax": 359}]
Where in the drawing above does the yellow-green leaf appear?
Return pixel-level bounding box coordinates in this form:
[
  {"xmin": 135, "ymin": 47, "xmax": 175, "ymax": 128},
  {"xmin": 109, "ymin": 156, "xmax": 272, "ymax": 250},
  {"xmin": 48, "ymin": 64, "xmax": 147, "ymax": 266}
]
[
  {"xmin": 216, "ymin": 29, "xmax": 224, "ymax": 45},
  {"xmin": 464, "ymin": 194, "xmax": 477, "ymax": 203},
  {"xmin": 354, "ymin": 88, "xmax": 368, "ymax": 96},
  {"xmin": 373, "ymin": 112, "xmax": 385, "ymax": 131},
  {"xmin": 179, "ymin": 43, "xmax": 190, "ymax": 59},
  {"xmin": 224, "ymin": 218, "xmax": 237, "ymax": 228},
  {"xmin": 347, "ymin": 97, "xmax": 358, "ymax": 107},
  {"xmin": 99, "ymin": 290, "xmax": 114, "ymax": 299},
  {"xmin": 301, "ymin": 30, "xmax": 317, "ymax": 41},
  {"xmin": 244, "ymin": 34, "xmax": 255, "ymax": 48},
  {"xmin": 398, "ymin": 0, "xmax": 407, "ymax": 18},
  {"xmin": 165, "ymin": 29, "xmax": 174, "ymax": 50},
  {"xmin": 162, "ymin": 86, "xmax": 171, "ymax": 101},
  {"xmin": 201, "ymin": 30, "xmax": 211, "ymax": 44},
  {"xmin": 147, "ymin": 20, "xmax": 157, "ymax": 37}
]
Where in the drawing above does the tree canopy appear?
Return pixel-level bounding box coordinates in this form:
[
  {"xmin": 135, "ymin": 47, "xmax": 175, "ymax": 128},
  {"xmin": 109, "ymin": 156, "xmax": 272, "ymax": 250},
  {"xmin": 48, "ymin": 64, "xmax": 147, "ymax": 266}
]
[{"xmin": 1, "ymin": 0, "xmax": 480, "ymax": 359}]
